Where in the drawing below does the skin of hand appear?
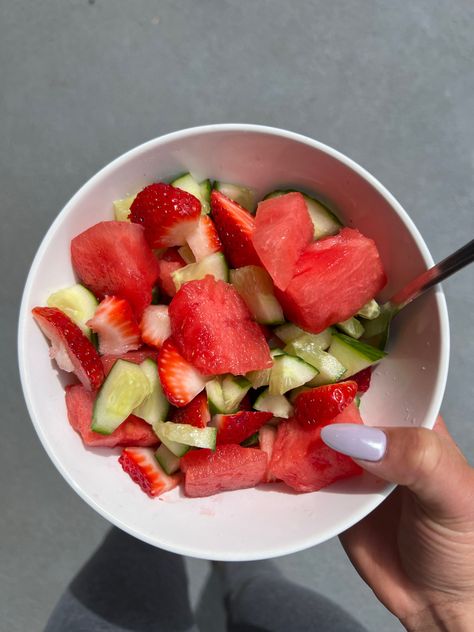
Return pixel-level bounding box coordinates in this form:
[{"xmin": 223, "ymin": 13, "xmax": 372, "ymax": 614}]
[{"xmin": 339, "ymin": 418, "xmax": 474, "ymax": 632}]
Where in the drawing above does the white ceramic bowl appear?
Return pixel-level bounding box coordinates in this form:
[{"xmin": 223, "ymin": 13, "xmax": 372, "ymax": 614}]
[{"xmin": 18, "ymin": 124, "xmax": 449, "ymax": 561}]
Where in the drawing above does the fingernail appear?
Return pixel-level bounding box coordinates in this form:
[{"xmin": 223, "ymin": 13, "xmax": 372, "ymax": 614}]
[{"xmin": 321, "ymin": 424, "xmax": 387, "ymax": 462}]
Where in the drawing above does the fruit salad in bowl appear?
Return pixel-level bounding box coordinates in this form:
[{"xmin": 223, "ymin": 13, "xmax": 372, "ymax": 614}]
[{"xmin": 18, "ymin": 125, "xmax": 448, "ymax": 560}]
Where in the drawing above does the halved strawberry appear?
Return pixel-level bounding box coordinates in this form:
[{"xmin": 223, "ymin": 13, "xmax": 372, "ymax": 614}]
[
  {"xmin": 210, "ymin": 190, "xmax": 260, "ymax": 268},
  {"xmin": 129, "ymin": 183, "xmax": 201, "ymax": 248},
  {"xmin": 157, "ymin": 337, "xmax": 207, "ymax": 407},
  {"xmin": 156, "ymin": 248, "xmax": 186, "ymax": 297},
  {"xmin": 32, "ymin": 306, "xmax": 104, "ymax": 391},
  {"xmin": 171, "ymin": 392, "xmax": 210, "ymax": 428},
  {"xmin": 139, "ymin": 305, "xmax": 171, "ymax": 350},
  {"xmin": 186, "ymin": 215, "xmax": 222, "ymax": 262},
  {"xmin": 87, "ymin": 296, "xmax": 141, "ymax": 355},
  {"xmin": 294, "ymin": 381, "xmax": 358, "ymax": 427},
  {"xmin": 118, "ymin": 447, "xmax": 181, "ymax": 498},
  {"xmin": 215, "ymin": 410, "xmax": 273, "ymax": 445}
]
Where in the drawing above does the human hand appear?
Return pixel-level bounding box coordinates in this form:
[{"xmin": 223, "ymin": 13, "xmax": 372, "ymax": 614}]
[{"xmin": 321, "ymin": 417, "xmax": 474, "ymax": 631}]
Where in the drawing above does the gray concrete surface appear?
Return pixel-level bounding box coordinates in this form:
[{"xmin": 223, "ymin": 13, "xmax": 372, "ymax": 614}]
[{"xmin": 2, "ymin": 1, "xmax": 473, "ymax": 630}]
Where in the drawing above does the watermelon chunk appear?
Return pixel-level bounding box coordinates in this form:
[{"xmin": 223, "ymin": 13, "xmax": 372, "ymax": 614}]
[
  {"xmin": 253, "ymin": 192, "xmax": 313, "ymax": 290},
  {"xmin": 156, "ymin": 248, "xmax": 186, "ymax": 297},
  {"xmin": 180, "ymin": 444, "xmax": 268, "ymax": 497},
  {"xmin": 268, "ymin": 402, "xmax": 363, "ymax": 492},
  {"xmin": 275, "ymin": 228, "xmax": 386, "ymax": 333},
  {"xmin": 169, "ymin": 276, "xmax": 272, "ymax": 375},
  {"xmin": 71, "ymin": 221, "xmax": 160, "ymax": 319},
  {"xmin": 65, "ymin": 384, "xmax": 158, "ymax": 448}
]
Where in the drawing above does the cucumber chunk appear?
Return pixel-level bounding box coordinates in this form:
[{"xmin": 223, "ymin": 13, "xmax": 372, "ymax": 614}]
[
  {"xmin": 269, "ymin": 353, "xmax": 318, "ymax": 395},
  {"xmin": 47, "ymin": 284, "xmax": 98, "ymax": 339},
  {"xmin": 172, "ymin": 251, "xmax": 228, "ymax": 292},
  {"xmin": 270, "ymin": 348, "xmax": 286, "ymax": 358},
  {"xmin": 214, "ymin": 181, "xmax": 256, "ymax": 213},
  {"xmin": 304, "ymin": 350, "xmax": 347, "ymax": 386},
  {"xmin": 246, "ymin": 367, "xmax": 272, "ymax": 388},
  {"xmin": 152, "ymin": 421, "xmax": 190, "ymax": 457},
  {"xmin": 273, "ymin": 323, "xmax": 305, "ymax": 344},
  {"xmin": 205, "ymin": 378, "xmax": 226, "ymax": 415},
  {"xmin": 154, "ymin": 421, "xmax": 217, "ymax": 450},
  {"xmin": 92, "ymin": 360, "xmax": 152, "ymax": 434},
  {"xmin": 254, "ymin": 388, "xmax": 294, "ymax": 418},
  {"xmin": 336, "ymin": 317, "xmax": 365, "ymax": 339},
  {"xmin": 222, "ymin": 375, "xmax": 251, "ymax": 413},
  {"xmin": 329, "ymin": 333, "xmax": 387, "ymax": 377},
  {"xmin": 357, "ymin": 299, "xmax": 381, "ymax": 320},
  {"xmin": 113, "ymin": 194, "xmax": 135, "ymax": 222},
  {"xmin": 284, "ymin": 331, "xmax": 332, "ymax": 357},
  {"xmin": 360, "ymin": 306, "xmax": 392, "ymax": 350},
  {"xmin": 155, "ymin": 443, "xmax": 181, "ymax": 475},
  {"xmin": 132, "ymin": 359, "xmax": 169, "ymax": 425},
  {"xmin": 285, "ymin": 335, "xmax": 346, "ymax": 386},
  {"xmin": 230, "ymin": 266, "xmax": 284, "ymax": 325},
  {"xmin": 263, "ymin": 190, "xmax": 342, "ymax": 239},
  {"xmin": 171, "ymin": 173, "xmax": 211, "ymax": 214}
]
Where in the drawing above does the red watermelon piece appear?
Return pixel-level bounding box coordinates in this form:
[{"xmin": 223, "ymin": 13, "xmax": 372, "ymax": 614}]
[
  {"xmin": 71, "ymin": 221, "xmax": 160, "ymax": 319},
  {"xmin": 180, "ymin": 444, "xmax": 268, "ymax": 497},
  {"xmin": 275, "ymin": 228, "xmax": 386, "ymax": 333},
  {"xmin": 169, "ymin": 276, "xmax": 272, "ymax": 375},
  {"xmin": 268, "ymin": 402, "xmax": 363, "ymax": 492},
  {"xmin": 253, "ymin": 192, "xmax": 313, "ymax": 290},
  {"xmin": 65, "ymin": 384, "xmax": 158, "ymax": 448},
  {"xmin": 101, "ymin": 348, "xmax": 158, "ymax": 377},
  {"xmin": 156, "ymin": 248, "xmax": 186, "ymax": 298}
]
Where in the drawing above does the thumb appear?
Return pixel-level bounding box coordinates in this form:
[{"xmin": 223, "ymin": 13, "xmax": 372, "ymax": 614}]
[{"xmin": 321, "ymin": 417, "xmax": 474, "ymax": 522}]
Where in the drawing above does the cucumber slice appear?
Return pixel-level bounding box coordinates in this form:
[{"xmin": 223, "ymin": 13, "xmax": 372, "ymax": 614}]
[
  {"xmin": 155, "ymin": 443, "xmax": 181, "ymax": 475},
  {"xmin": 263, "ymin": 190, "xmax": 342, "ymax": 239},
  {"xmin": 113, "ymin": 194, "xmax": 135, "ymax": 222},
  {"xmin": 92, "ymin": 360, "xmax": 152, "ymax": 434},
  {"xmin": 230, "ymin": 266, "xmax": 284, "ymax": 325},
  {"xmin": 152, "ymin": 421, "xmax": 190, "ymax": 457},
  {"xmin": 222, "ymin": 375, "xmax": 251, "ymax": 413},
  {"xmin": 254, "ymin": 388, "xmax": 294, "ymax": 418},
  {"xmin": 47, "ymin": 284, "xmax": 98, "ymax": 339},
  {"xmin": 329, "ymin": 333, "xmax": 387, "ymax": 377},
  {"xmin": 241, "ymin": 432, "xmax": 259, "ymax": 447},
  {"xmin": 357, "ymin": 299, "xmax": 381, "ymax": 320},
  {"xmin": 336, "ymin": 317, "xmax": 365, "ymax": 339},
  {"xmin": 155, "ymin": 421, "xmax": 217, "ymax": 450},
  {"xmin": 213, "ymin": 181, "xmax": 256, "ymax": 213},
  {"xmin": 360, "ymin": 306, "xmax": 392, "ymax": 350},
  {"xmin": 269, "ymin": 353, "xmax": 318, "ymax": 395},
  {"xmin": 273, "ymin": 323, "xmax": 305, "ymax": 344},
  {"xmin": 304, "ymin": 349, "xmax": 347, "ymax": 386},
  {"xmin": 246, "ymin": 367, "xmax": 272, "ymax": 388},
  {"xmin": 171, "ymin": 173, "xmax": 210, "ymax": 214},
  {"xmin": 132, "ymin": 359, "xmax": 169, "ymax": 425},
  {"xmin": 270, "ymin": 348, "xmax": 286, "ymax": 358},
  {"xmin": 177, "ymin": 244, "xmax": 195, "ymax": 264},
  {"xmin": 172, "ymin": 251, "xmax": 228, "ymax": 292},
  {"xmin": 205, "ymin": 378, "xmax": 226, "ymax": 415},
  {"xmin": 284, "ymin": 331, "xmax": 333, "ymax": 359}
]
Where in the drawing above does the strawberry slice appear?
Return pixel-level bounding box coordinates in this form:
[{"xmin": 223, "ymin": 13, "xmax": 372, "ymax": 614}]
[
  {"xmin": 186, "ymin": 215, "xmax": 222, "ymax": 262},
  {"xmin": 66, "ymin": 384, "xmax": 158, "ymax": 447},
  {"xmin": 118, "ymin": 447, "xmax": 181, "ymax": 498},
  {"xmin": 294, "ymin": 381, "xmax": 358, "ymax": 427},
  {"xmin": 139, "ymin": 305, "xmax": 171, "ymax": 350},
  {"xmin": 215, "ymin": 410, "xmax": 273, "ymax": 445},
  {"xmin": 32, "ymin": 306, "xmax": 104, "ymax": 391},
  {"xmin": 210, "ymin": 190, "xmax": 260, "ymax": 268},
  {"xmin": 171, "ymin": 392, "xmax": 210, "ymax": 428},
  {"xmin": 130, "ymin": 183, "xmax": 201, "ymax": 249},
  {"xmin": 87, "ymin": 296, "xmax": 141, "ymax": 355},
  {"xmin": 351, "ymin": 367, "xmax": 372, "ymax": 393},
  {"xmin": 157, "ymin": 337, "xmax": 207, "ymax": 407},
  {"xmin": 156, "ymin": 248, "xmax": 186, "ymax": 297}
]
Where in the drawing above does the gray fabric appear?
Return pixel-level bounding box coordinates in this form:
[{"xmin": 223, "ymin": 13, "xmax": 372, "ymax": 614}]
[{"xmin": 45, "ymin": 529, "xmax": 367, "ymax": 632}]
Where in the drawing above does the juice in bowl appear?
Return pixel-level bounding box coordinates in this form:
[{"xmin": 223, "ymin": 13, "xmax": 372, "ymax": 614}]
[{"xmin": 18, "ymin": 125, "xmax": 449, "ymax": 560}]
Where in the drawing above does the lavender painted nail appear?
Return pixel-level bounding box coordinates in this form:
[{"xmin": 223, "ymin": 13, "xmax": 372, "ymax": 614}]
[{"xmin": 320, "ymin": 424, "xmax": 387, "ymax": 462}]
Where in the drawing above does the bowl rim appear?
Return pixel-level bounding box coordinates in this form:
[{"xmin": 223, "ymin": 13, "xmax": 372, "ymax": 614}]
[{"xmin": 17, "ymin": 123, "xmax": 450, "ymax": 559}]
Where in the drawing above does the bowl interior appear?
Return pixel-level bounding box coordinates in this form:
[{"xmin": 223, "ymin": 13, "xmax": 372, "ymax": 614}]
[{"xmin": 18, "ymin": 125, "xmax": 449, "ymax": 560}]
